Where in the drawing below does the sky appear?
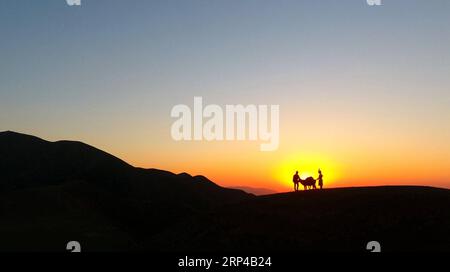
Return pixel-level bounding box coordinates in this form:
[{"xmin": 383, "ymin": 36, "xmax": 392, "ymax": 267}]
[{"xmin": 1, "ymin": 0, "xmax": 450, "ymax": 191}]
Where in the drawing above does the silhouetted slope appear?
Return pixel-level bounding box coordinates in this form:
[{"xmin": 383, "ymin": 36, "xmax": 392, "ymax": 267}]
[
  {"xmin": 0, "ymin": 131, "xmax": 249, "ymax": 202},
  {"xmin": 0, "ymin": 131, "xmax": 132, "ymax": 190},
  {"xmin": 230, "ymin": 186, "xmax": 277, "ymax": 195},
  {"xmin": 0, "ymin": 131, "xmax": 251, "ymax": 251},
  {"xmin": 150, "ymin": 186, "xmax": 450, "ymax": 252},
  {"xmin": 1, "ymin": 131, "xmax": 449, "ymax": 252}
]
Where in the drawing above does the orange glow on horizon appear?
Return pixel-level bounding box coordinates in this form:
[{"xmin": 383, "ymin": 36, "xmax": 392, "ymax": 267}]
[
  {"xmin": 272, "ymin": 153, "xmax": 341, "ymax": 190},
  {"xmin": 90, "ymin": 120, "xmax": 450, "ymax": 193}
]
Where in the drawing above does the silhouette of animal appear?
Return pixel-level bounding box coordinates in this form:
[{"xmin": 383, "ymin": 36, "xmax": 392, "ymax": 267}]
[{"xmin": 300, "ymin": 177, "xmax": 316, "ymax": 190}]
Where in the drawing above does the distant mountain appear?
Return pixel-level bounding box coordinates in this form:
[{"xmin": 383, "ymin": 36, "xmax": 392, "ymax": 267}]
[
  {"xmin": 0, "ymin": 131, "xmax": 132, "ymax": 190},
  {"xmin": 230, "ymin": 186, "xmax": 278, "ymax": 196},
  {"xmin": 0, "ymin": 131, "xmax": 251, "ymax": 251},
  {"xmin": 0, "ymin": 131, "xmax": 250, "ymax": 202}
]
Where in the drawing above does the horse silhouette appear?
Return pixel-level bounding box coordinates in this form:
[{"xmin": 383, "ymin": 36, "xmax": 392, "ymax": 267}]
[{"xmin": 300, "ymin": 176, "xmax": 316, "ymax": 190}]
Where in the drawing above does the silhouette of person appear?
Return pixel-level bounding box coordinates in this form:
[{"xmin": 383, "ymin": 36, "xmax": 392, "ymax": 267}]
[
  {"xmin": 318, "ymin": 169, "xmax": 323, "ymax": 189},
  {"xmin": 293, "ymin": 171, "xmax": 300, "ymax": 192}
]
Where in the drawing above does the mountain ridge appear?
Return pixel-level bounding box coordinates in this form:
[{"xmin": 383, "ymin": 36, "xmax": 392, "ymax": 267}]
[
  {"xmin": 1, "ymin": 131, "xmax": 449, "ymax": 252},
  {"xmin": 0, "ymin": 131, "xmax": 252, "ymax": 251},
  {"xmin": 0, "ymin": 131, "xmax": 249, "ymax": 200}
]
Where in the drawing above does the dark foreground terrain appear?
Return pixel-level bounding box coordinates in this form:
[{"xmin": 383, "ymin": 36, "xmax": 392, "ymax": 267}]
[
  {"xmin": 151, "ymin": 186, "xmax": 450, "ymax": 252},
  {"xmin": 1, "ymin": 131, "xmax": 449, "ymax": 252}
]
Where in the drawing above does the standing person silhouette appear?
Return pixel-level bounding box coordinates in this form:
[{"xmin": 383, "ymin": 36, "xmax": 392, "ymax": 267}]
[
  {"xmin": 293, "ymin": 171, "xmax": 300, "ymax": 192},
  {"xmin": 318, "ymin": 169, "xmax": 323, "ymax": 189}
]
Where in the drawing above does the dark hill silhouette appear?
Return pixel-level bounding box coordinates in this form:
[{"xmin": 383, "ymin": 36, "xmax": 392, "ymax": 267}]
[
  {"xmin": 0, "ymin": 131, "xmax": 449, "ymax": 252},
  {"xmin": 0, "ymin": 131, "xmax": 249, "ymax": 202},
  {"xmin": 0, "ymin": 131, "xmax": 132, "ymax": 190},
  {"xmin": 149, "ymin": 186, "xmax": 450, "ymax": 252},
  {"xmin": 0, "ymin": 131, "xmax": 251, "ymax": 251}
]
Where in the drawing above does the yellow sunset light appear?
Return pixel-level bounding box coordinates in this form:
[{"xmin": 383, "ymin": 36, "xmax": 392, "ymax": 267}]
[{"xmin": 273, "ymin": 153, "xmax": 341, "ymax": 190}]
